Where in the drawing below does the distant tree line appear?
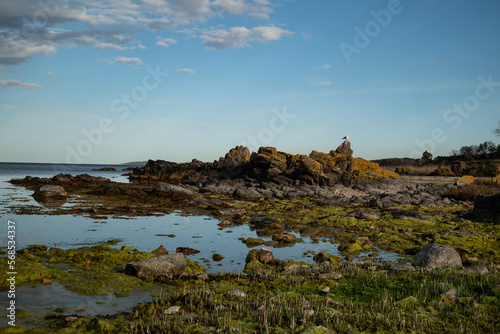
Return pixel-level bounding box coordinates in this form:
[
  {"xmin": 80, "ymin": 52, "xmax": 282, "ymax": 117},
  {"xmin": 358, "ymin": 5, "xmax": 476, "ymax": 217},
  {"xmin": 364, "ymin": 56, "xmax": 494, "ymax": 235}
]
[
  {"xmin": 429, "ymin": 122, "xmax": 500, "ymax": 163},
  {"xmin": 430, "ymin": 141, "xmax": 500, "ymax": 163}
]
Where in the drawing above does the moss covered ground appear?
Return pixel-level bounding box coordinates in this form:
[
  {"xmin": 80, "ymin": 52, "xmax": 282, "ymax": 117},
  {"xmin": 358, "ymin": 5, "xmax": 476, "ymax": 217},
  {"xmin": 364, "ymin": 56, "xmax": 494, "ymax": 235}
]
[{"xmin": 2, "ymin": 181, "xmax": 500, "ymax": 333}]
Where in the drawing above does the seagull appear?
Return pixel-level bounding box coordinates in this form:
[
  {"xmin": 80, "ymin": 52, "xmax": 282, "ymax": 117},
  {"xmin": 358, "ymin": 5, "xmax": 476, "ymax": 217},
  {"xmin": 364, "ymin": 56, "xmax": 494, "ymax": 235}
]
[{"xmin": 342, "ymin": 135, "xmax": 349, "ymax": 140}]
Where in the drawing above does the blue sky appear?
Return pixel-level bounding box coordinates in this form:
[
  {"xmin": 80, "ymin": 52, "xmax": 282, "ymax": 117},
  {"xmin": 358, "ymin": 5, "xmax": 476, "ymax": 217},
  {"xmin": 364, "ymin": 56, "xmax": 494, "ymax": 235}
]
[{"xmin": 1, "ymin": 0, "xmax": 500, "ymax": 164}]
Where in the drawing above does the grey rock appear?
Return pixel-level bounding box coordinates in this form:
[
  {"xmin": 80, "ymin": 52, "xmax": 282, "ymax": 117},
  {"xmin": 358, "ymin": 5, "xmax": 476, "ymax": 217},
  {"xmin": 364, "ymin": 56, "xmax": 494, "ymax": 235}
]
[
  {"xmin": 441, "ymin": 288, "xmax": 457, "ymax": 300},
  {"xmin": 414, "ymin": 243, "xmax": 462, "ymax": 269},
  {"xmin": 319, "ymin": 272, "xmax": 343, "ymax": 280},
  {"xmin": 164, "ymin": 306, "xmax": 181, "ymax": 315},
  {"xmin": 234, "ymin": 186, "xmax": 262, "ymax": 199},
  {"xmin": 34, "ymin": 185, "xmax": 68, "ymax": 198},
  {"xmin": 464, "ymin": 264, "xmax": 489, "ymax": 274},
  {"xmin": 385, "ymin": 262, "xmax": 415, "ymax": 271},
  {"xmin": 155, "ymin": 182, "xmax": 196, "ymax": 197},
  {"xmin": 124, "ymin": 253, "xmax": 187, "ymax": 279},
  {"xmin": 224, "ymin": 288, "xmax": 246, "ymax": 298}
]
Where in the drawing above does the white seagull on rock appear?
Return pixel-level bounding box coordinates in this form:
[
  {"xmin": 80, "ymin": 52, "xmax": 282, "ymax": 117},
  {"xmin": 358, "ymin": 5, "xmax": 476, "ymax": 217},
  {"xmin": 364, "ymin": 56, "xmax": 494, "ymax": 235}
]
[{"xmin": 342, "ymin": 135, "xmax": 349, "ymax": 140}]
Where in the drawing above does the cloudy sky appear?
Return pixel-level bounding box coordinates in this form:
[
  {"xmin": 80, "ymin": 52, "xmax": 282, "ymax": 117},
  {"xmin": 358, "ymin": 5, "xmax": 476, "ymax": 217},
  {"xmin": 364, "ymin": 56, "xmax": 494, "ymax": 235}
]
[{"xmin": 1, "ymin": 0, "xmax": 499, "ymax": 164}]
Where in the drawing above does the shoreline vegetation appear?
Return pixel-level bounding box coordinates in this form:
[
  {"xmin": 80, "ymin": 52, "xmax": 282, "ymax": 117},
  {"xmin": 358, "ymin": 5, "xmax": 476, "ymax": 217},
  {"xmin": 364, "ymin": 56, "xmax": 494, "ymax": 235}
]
[{"xmin": 1, "ymin": 144, "xmax": 500, "ymax": 333}]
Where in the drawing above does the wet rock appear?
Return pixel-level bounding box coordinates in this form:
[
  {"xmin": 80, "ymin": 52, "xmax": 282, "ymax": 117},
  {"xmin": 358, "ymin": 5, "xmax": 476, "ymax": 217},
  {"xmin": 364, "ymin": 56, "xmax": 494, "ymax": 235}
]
[
  {"xmin": 313, "ymin": 251, "xmax": 343, "ymax": 266},
  {"xmin": 464, "ymin": 264, "xmax": 489, "ymax": 274},
  {"xmin": 34, "ymin": 185, "xmax": 67, "ymax": 198},
  {"xmin": 244, "ymin": 237, "xmax": 264, "ymax": 247},
  {"xmin": 212, "ymin": 253, "xmax": 224, "ymax": 261},
  {"xmin": 124, "ymin": 253, "xmax": 187, "ymax": 279},
  {"xmin": 154, "ymin": 182, "xmax": 196, "ymax": 197},
  {"xmin": 246, "ymin": 246, "xmax": 275, "ymax": 263},
  {"xmin": 224, "ymin": 288, "xmax": 246, "ymax": 298},
  {"xmin": 414, "ymin": 243, "xmax": 462, "ymax": 269},
  {"xmin": 176, "ymin": 247, "xmax": 200, "ymax": 255},
  {"xmin": 152, "ymin": 245, "xmax": 169, "ymax": 256},
  {"xmin": 218, "ymin": 220, "xmax": 233, "ymax": 227},
  {"xmin": 271, "ymin": 232, "xmax": 296, "ymax": 243},
  {"xmin": 338, "ymin": 241, "xmax": 363, "ymax": 254}
]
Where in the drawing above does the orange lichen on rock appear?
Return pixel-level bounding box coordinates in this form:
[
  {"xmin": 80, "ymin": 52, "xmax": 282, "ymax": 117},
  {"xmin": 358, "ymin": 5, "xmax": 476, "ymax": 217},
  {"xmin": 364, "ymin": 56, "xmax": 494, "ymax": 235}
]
[
  {"xmin": 351, "ymin": 158, "xmax": 400, "ymax": 180},
  {"xmin": 456, "ymin": 175, "xmax": 474, "ymax": 186},
  {"xmin": 493, "ymin": 174, "xmax": 500, "ymax": 184}
]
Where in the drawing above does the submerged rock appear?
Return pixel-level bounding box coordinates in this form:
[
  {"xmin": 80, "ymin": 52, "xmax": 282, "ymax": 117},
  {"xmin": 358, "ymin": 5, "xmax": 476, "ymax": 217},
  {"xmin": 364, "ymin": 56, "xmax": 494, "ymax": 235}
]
[
  {"xmin": 414, "ymin": 243, "xmax": 462, "ymax": 269},
  {"xmin": 124, "ymin": 253, "xmax": 187, "ymax": 279}
]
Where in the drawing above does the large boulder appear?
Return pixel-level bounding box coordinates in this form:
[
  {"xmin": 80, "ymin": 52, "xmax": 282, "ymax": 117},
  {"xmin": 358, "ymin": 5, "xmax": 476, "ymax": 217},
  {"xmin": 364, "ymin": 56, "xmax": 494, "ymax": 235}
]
[
  {"xmin": 414, "ymin": 243, "xmax": 462, "ymax": 269},
  {"xmin": 222, "ymin": 145, "xmax": 251, "ymax": 167},
  {"xmin": 33, "ymin": 185, "xmax": 68, "ymax": 198},
  {"xmin": 124, "ymin": 253, "xmax": 187, "ymax": 279},
  {"xmin": 473, "ymin": 194, "xmax": 500, "ymax": 224}
]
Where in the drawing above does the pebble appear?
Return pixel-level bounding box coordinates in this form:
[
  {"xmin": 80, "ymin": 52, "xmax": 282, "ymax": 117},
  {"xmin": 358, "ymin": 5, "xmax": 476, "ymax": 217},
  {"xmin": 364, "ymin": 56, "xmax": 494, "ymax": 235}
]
[
  {"xmin": 164, "ymin": 306, "xmax": 181, "ymax": 315},
  {"xmin": 319, "ymin": 272, "xmax": 343, "ymax": 280},
  {"xmin": 321, "ymin": 287, "xmax": 330, "ymax": 294},
  {"xmin": 42, "ymin": 278, "xmax": 52, "ymax": 284},
  {"xmin": 441, "ymin": 288, "xmax": 457, "ymax": 300},
  {"xmin": 225, "ymin": 288, "xmax": 247, "ymax": 298}
]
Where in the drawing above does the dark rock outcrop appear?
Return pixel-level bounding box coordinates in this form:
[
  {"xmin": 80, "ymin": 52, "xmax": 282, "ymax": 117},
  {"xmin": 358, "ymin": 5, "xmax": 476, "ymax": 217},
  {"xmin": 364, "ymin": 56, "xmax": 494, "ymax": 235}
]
[
  {"xmin": 124, "ymin": 253, "xmax": 187, "ymax": 279},
  {"xmin": 414, "ymin": 243, "xmax": 462, "ymax": 269},
  {"xmin": 130, "ymin": 144, "xmax": 399, "ymax": 192},
  {"xmin": 473, "ymin": 194, "xmax": 500, "ymax": 224}
]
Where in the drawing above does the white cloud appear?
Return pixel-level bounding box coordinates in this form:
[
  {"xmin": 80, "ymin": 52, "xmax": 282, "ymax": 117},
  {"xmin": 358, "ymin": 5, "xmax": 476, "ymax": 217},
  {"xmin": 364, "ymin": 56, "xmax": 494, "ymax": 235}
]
[
  {"xmin": 212, "ymin": 0, "xmax": 273, "ymax": 19},
  {"xmin": 46, "ymin": 72, "xmax": 56, "ymax": 76},
  {"xmin": 155, "ymin": 37, "xmax": 177, "ymax": 47},
  {"xmin": 201, "ymin": 26, "xmax": 292, "ymax": 49},
  {"xmin": 250, "ymin": 26, "xmax": 293, "ymax": 43},
  {"xmin": 114, "ymin": 56, "xmax": 143, "ymax": 65},
  {"xmin": 315, "ymin": 64, "xmax": 331, "ymax": 70},
  {"xmin": 0, "ymin": 32, "xmax": 57, "ymax": 65},
  {"xmin": 201, "ymin": 26, "xmax": 251, "ymax": 49},
  {"xmin": 0, "ymin": 78, "xmax": 43, "ymax": 89},
  {"xmin": 212, "ymin": 0, "xmax": 249, "ymax": 15},
  {"xmin": 0, "ymin": 0, "xmax": 289, "ymax": 64},
  {"xmin": 176, "ymin": 68, "xmax": 195, "ymax": 74}
]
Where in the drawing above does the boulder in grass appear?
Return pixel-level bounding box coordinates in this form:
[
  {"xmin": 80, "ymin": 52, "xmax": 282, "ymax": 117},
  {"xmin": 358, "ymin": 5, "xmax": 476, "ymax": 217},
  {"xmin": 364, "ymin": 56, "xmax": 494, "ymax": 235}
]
[
  {"xmin": 414, "ymin": 243, "xmax": 462, "ymax": 269},
  {"xmin": 124, "ymin": 253, "xmax": 187, "ymax": 279},
  {"xmin": 34, "ymin": 185, "xmax": 68, "ymax": 198}
]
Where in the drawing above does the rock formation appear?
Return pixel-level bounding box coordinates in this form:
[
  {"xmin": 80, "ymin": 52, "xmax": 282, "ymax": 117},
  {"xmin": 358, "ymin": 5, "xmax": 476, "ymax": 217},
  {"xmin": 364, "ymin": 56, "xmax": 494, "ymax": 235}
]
[{"xmin": 130, "ymin": 142, "xmax": 398, "ymax": 188}]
